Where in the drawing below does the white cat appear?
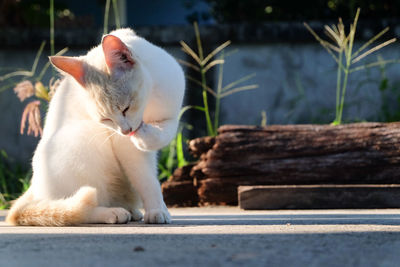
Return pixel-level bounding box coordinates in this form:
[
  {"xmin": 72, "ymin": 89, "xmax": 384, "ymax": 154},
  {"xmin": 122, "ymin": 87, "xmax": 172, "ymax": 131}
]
[{"xmin": 6, "ymin": 28, "xmax": 185, "ymax": 226}]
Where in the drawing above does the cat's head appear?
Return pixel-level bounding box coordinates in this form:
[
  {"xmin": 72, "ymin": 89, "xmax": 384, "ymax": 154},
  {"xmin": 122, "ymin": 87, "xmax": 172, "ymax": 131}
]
[{"xmin": 49, "ymin": 33, "xmax": 150, "ymax": 136}]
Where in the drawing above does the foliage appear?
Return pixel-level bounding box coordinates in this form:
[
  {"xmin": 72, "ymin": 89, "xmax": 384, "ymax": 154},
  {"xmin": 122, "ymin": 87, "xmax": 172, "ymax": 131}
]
[
  {"xmin": 158, "ymin": 123, "xmax": 192, "ymax": 181},
  {"xmin": 0, "ymin": 3, "xmax": 68, "ymax": 136},
  {"xmin": 0, "ymin": 0, "xmax": 122, "ymax": 206},
  {"xmin": 104, "ymin": 0, "xmax": 121, "ymax": 34},
  {"xmin": 0, "ymin": 0, "xmax": 91, "ymax": 29},
  {"xmin": 374, "ymin": 56, "xmax": 400, "ymax": 122},
  {"xmin": 260, "ymin": 110, "xmax": 267, "ymax": 126},
  {"xmin": 304, "ymin": 8, "xmax": 398, "ymax": 125},
  {"xmin": 0, "ymin": 0, "xmax": 65, "ymax": 208},
  {"xmin": 1, "ymin": 0, "xmax": 122, "ymax": 137},
  {"xmin": 157, "ymin": 22, "xmax": 258, "ymax": 179},
  {"xmin": 179, "ymin": 22, "xmax": 258, "ymax": 136},
  {"xmin": 0, "ymin": 150, "xmax": 31, "ymax": 209}
]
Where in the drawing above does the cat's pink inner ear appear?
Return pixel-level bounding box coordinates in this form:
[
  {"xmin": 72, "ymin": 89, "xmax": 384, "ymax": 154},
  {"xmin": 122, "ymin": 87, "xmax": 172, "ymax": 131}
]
[
  {"xmin": 49, "ymin": 56, "xmax": 85, "ymax": 86},
  {"xmin": 102, "ymin": 35, "xmax": 135, "ymax": 74}
]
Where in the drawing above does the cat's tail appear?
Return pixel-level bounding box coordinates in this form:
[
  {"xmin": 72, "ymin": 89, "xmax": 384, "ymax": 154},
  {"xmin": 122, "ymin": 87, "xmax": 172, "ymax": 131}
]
[{"xmin": 6, "ymin": 186, "xmax": 97, "ymax": 226}]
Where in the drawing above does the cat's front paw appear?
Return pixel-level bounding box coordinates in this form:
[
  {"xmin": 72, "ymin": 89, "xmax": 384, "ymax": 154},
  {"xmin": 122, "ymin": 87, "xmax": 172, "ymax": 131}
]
[
  {"xmin": 130, "ymin": 123, "xmax": 165, "ymax": 151},
  {"xmin": 130, "ymin": 209, "xmax": 144, "ymax": 222},
  {"xmin": 131, "ymin": 136, "xmax": 150, "ymax": 151},
  {"xmin": 104, "ymin": 207, "xmax": 132, "ymax": 224},
  {"xmin": 144, "ymin": 208, "xmax": 171, "ymax": 224}
]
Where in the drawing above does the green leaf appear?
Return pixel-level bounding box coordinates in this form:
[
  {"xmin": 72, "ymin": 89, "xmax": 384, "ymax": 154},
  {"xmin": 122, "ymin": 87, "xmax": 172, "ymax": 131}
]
[
  {"xmin": 176, "ymin": 131, "xmax": 188, "ymax": 168},
  {"xmin": 379, "ymin": 78, "xmax": 389, "ymax": 91},
  {"xmin": 0, "ymin": 150, "xmax": 8, "ymax": 159},
  {"xmin": 158, "ymin": 164, "xmax": 172, "ymax": 180}
]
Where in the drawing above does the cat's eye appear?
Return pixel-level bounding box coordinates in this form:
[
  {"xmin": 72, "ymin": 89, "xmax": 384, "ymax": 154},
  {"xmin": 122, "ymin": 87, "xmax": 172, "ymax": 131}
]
[
  {"xmin": 122, "ymin": 105, "xmax": 130, "ymax": 116},
  {"xmin": 100, "ymin": 118, "xmax": 112, "ymax": 124}
]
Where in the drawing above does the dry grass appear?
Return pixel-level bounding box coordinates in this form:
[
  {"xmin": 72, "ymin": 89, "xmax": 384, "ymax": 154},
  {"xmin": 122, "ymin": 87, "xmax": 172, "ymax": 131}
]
[{"xmin": 305, "ymin": 8, "xmax": 398, "ymax": 124}]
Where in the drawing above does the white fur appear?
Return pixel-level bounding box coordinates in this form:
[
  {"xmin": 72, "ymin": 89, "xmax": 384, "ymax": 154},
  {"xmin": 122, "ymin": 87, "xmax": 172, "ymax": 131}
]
[{"xmin": 8, "ymin": 28, "xmax": 185, "ymax": 225}]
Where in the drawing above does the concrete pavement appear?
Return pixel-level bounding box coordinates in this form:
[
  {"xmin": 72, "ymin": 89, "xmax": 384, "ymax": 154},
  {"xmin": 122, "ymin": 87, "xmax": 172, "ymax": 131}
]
[{"xmin": 1, "ymin": 207, "xmax": 400, "ymax": 266}]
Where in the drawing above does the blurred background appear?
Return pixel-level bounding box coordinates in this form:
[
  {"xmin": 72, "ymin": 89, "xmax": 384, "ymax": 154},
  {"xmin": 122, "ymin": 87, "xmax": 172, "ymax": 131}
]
[{"xmin": 1, "ymin": 0, "xmax": 400, "ymax": 171}]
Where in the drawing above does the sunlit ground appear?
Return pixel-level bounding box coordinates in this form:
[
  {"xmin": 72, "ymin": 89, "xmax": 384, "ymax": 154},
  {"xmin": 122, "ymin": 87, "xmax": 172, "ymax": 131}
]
[{"xmin": 1, "ymin": 208, "xmax": 400, "ymax": 266}]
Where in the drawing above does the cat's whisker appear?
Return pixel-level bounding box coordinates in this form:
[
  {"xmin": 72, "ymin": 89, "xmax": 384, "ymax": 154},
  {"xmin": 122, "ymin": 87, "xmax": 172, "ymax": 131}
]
[
  {"xmin": 100, "ymin": 131, "xmax": 118, "ymax": 147},
  {"xmin": 88, "ymin": 129, "xmax": 111, "ymax": 144},
  {"xmin": 88, "ymin": 129, "xmax": 109, "ymax": 140}
]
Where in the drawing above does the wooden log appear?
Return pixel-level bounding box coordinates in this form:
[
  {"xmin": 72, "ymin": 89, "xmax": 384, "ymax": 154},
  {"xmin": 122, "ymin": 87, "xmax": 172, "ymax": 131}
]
[
  {"xmin": 167, "ymin": 122, "xmax": 400, "ymax": 206},
  {"xmin": 197, "ymin": 178, "xmax": 240, "ymax": 205},
  {"xmin": 161, "ymin": 180, "xmax": 198, "ymax": 207},
  {"xmin": 191, "ymin": 123, "xmax": 400, "ymax": 184},
  {"xmin": 238, "ymin": 185, "xmax": 400, "ymax": 210},
  {"xmin": 194, "ymin": 152, "xmax": 400, "ymax": 184},
  {"xmin": 210, "ymin": 123, "xmax": 400, "ymax": 160},
  {"xmin": 169, "ymin": 163, "xmax": 196, "ymax": 181},
  {"xmin": 161, "ymin": 163, "xmax": 198, "ymax": 206},
  {"xmin": 188, "ymin": 136, "xmax": 215, "ymax": 158}
]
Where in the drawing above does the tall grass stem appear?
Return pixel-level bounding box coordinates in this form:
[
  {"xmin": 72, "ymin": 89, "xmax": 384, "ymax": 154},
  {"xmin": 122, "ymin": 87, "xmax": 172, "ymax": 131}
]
[
  {"xmin": 201, "ymin": 71, "xmax": 215, "ymax": 136},
  {"xmin": 112, "ymin": 0, "xmax": 121, "ymax": 29},
  {"xmin": 103, "ymin": 0, "xmax": 111, "ymax": 34},
  {"xmin": 214, "ymin": 53, "xmax": 224, "ymax": 131},
  {"xmin": 50, "ymin": 0, "xmax": 54, "ymax": 56},
  {"xmin": 335, "ymin": 51, "xmax": 343, "ymax": 121}
]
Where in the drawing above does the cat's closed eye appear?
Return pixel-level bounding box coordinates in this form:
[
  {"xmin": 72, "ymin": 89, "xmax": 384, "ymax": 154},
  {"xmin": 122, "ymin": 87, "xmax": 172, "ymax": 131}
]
[
  {"xmin": 101, "ymin": 118, "xmax": 113, "ymax": 124},
  {"xmin": 122, "ymin": 105, "xmax": 130, "ymax": 116}
]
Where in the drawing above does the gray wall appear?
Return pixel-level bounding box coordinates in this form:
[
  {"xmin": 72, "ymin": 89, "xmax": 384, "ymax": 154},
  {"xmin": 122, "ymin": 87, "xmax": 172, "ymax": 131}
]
[{"xmin": 218, "ymin": 43, "xmax": 400, "ymax": 125}]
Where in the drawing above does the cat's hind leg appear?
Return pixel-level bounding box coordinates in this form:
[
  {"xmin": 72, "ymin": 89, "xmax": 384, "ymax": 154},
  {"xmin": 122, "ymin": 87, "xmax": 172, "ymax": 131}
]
[
  {"xmin": 17, "ymin": 122, "xmax": 133, "ymax": 226},
  {"xmin": 7, "ymin": 186, "xmax": 133, "ymax": 226},
  {"xmin": 7, "ymin": 186, "xmax": 97, "ymax": 226}
]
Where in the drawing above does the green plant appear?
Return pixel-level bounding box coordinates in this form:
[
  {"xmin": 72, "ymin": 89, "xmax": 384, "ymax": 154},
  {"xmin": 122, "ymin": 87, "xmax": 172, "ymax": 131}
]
[
  {"xmin": 2, "ymin": 0, "xmax": 121, "ymax": 136},
  {"xmin": 370, "ymin": 55, "xmax": 400, "ymax": 122},
  {"xmin": 304, "ymin": 8, "xmax": 398, "ymax": 125},
  {"xmin": 158, "ymin": 122, "xmax": 192, "ymax": 181},
  {"xmin": 0, "ymin": 42, "xmax": 67, "ymax": 94},
  {"xmin": 0, "ymin": 150, "xmax": 31, "ymax": 209},
  {"xmin": 0, "ymin": 0, "xmax": 122, "ymax": 203},
  {"xmin": 179, "ymin": 22, "xmax": 258, "ymax": 136},
  {"xmin": 50, "ymin": 0, "xmax": 55, "ymax": 56},
  {"xmin": 158, "ymin": 22, "xmax": 258, "ymax": 180},
  {"xmin": 103, "ymin": 0, "xmax": 121, "ymax": 34},
  {"xmin": 260, "ymin": 110, "xmax": 267, "ymax": 126},
  {"xmin": 0, "ymin": 0, "xmax": 65, "ymax": 207},
  {"xmin": 0, "ymin": 0, "xmax": 69, "ymax": 135}
]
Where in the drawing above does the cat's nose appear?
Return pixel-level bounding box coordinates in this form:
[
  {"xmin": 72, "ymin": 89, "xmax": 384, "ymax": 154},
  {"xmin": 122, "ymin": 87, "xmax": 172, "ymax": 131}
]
[{"xmin": 121, "ymin": 128, "xmax": 132, "ymax": 135}]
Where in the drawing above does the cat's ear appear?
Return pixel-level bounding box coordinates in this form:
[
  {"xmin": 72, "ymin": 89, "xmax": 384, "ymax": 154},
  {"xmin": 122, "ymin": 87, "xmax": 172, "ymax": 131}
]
[
  {"xmin": 49, "ymin": 56, "xmax": 85, "ymax": 86},
  {"xmin": 102, "ymin": 34, "xmax": 135, "ymax": 77}
]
